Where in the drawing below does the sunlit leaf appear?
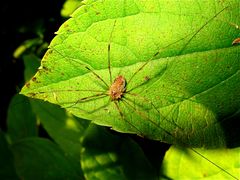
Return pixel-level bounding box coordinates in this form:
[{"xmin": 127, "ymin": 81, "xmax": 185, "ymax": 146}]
[
  {"xmin": 160, "ymin": 146, "xmax": 240, "ymax": 179},
  {"xmin": 13, "ymin": 38, "xmax": 44, "ymax": 58},
  {"xmin": 21, "ymin": 0, "xmax": 240, "ymax": 147},
  {"xmin": 61, "ymin": 0, "xmax": 83, "ymax": 17}
]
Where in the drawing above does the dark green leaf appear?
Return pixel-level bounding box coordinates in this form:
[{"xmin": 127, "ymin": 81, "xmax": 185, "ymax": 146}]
[
  {"xmin": 0, "ymin": 131, "xmax": 19, "ymax": 179},
  {"xmin": 23, "ymin": 54, "xmax": 41, "ymax": 81},
  {"xmin": 7, "ymin": 94, "xmax": 37, "ymax": 142},
  {"xmin": 81, "ymin": 125, "xmax": 157, "ymax": 179},
  {"xmin": 30, "ymin": 99, "xmax": 89, "ymax": 160},
  {"xmin": 10, "ymin": 137, "xmax": 82, "ymax": 180}
]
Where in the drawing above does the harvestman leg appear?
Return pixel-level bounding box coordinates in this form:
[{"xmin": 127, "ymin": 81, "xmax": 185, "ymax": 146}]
[{"xmin": 113, "ymin": 101, "xmax": 144, "ymax": 136}]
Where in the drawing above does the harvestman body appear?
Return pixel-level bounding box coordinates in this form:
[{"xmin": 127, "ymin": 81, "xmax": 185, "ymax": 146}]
[{"xmin": 108, "ymin": 75, "xmax": 126, "ymax": 101}]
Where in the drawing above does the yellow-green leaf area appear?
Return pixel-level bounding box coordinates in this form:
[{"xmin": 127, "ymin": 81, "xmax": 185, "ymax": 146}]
[
  {"xmin": 21, "ymin": 0, "xmax": 240, "ymax": 148},
  {"xmin": 161, "ymin": 146, "xmax": 240, "ymax": 179}
]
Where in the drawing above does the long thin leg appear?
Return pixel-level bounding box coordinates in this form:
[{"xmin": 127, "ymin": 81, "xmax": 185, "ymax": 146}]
[
  {"xmin": 127, "ymin": 91, "xmax": 197, "ymax": 109},
  {"xmin": 125, "ymin": 92, "xmax": 184, "ymax": 130},
  {"xmin": 67, "ymin": 98, "xmax": 110, "ymax": 115},
  {"xmin": 127, "ymin": 7, "xmax": 228, "ymax": 86},
  {"xmin": 85, "ymin": 66, "xmax": 109, "ymax": 88},
  {"xmin": 121, "ymin": 98, "xmax": 176, "ymax": 140},
  {"xmin": 64, "ymin": 92, "xmax": 108, "ymax": 108},
  {"xmin": 51, "ymin": 47, "xmax": 109, "ymax": 89},
  {"xmin": 108, "ymin": 20, "xmax": 117, "ymax": 84},
  {"xmin": 189, "ymin": 148, "xmax": 239, "ymax": 180},
  {"xmin": 122, "ymin": 98, "xmax": 238, "ymax": 179},
  {"xmin": 88, "ymin": 99, "xmax": 111, "ymax": 114},
  {"xmin": 36, "ymin": 89, "xmax": 106, "ymax": 94},
  {"xmin": 125, "ymin": 92, "xmax": 239, "ymax": 179},
  {"xmin": 178, "ymin": 6, "xmax": 228, "ymax": 55},
  {"xmin": 113, "ymin": 101, "xmax": 143, "ymax": 136},
  {"xmin": 127, "ymin": 60, "xmax": 169, "ymax": 93},
  {"xmin": 127, "ymin": 38, "xmax": 180, "ymax": 86}
]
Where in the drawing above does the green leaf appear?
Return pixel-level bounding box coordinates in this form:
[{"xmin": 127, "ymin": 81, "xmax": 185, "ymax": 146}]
[
  {"xmin": 61, "ymin": 0, "xmax": 83, "ymax": 18},
  {"xmin": 20, "ymin": 0, "xmax": 240, "ymax": 147},
  {"xmin": 30, "ymin": 100, "xmax": 87, "ymax": 179},
  {"xmin": 81, "ymin": 125, "xmax": 157, "ymax": 179},
  {"xmin": 13, "ymin": 38, "xmax": 44, "ymax": 58},
  {"xmin": 7, "ymin": 94, "xmax": 37, "ymax": 142},
  {"xmin": 10, "ymin": 137, "xmax": 82, "ymax": 180},
  {"xmin": 30, "ymin": 99, "xmax": 89, "ymax": 159},
  {"xmin": 0, "ymin": 131, "xmax": 19, "ymax": 179},
  {"xmin": 23, "ymin": 54, "xmax": 41, "ymax": 81},
  {"xmin": 160, "ymin": 146, "xmax": 240, "ymax": 179}
]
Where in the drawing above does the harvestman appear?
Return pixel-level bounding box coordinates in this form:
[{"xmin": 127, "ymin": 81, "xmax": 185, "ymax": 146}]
[{"xmin": 26, "ymin": 6, "xmax": 239, "ymax": 179}]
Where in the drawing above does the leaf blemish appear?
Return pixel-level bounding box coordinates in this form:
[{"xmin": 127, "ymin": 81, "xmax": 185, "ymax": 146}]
[
  {"xmin": 25, "ymin": 82, "xmax": 30, "ymax": 88},
  {"xmin": 28, "ymin": 92, "xmax": 36, "ymax": 97},
  {"xmin": 232, "ymin": 37, "xmax": 240, "ymax": 45},
  {"xmin": 42, "ymin": 66, "xmax": 49, "ymax": 71},
  {"xmin": 144, "ymin": 76, "xmax": 150, "ymax": 81},
  {"xmin": 32, "ymin": 77, "xmax": 37, "ymax": 82}
]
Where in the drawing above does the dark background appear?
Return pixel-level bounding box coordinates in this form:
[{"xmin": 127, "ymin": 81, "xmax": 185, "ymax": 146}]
[{"xmin": 0, "ymin": 0, "xmax": 65, "ymax": 131}]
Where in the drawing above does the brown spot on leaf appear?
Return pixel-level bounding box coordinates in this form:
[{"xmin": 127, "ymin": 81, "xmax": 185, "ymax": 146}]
[
  {"xmin": 25, "ymin": 82, "xmax": 30, "ymax": 88},
  {"xmin": 48, "ymin": 49, "xmax": 53, "ymax": 54},
  {"xmin": 232, "ymin": 37, "xmax": 240, "ymax": 45},
  {"xmin": 38, "ymin": 69, "xmax": 43, "ymax": 75},
  {"xmin": 43, "ymin": 49, "xmax": 52, "ymax": 59},
  {"xmin": 31, "ymin": 77, "xmax": 41, "ymax": 83},
  {"xmin": 28, "ymin": 92, "xmax": 36, "ymax": 97},
  {"xmin": 63, "ymin": 23, "xmax": 69, "ymax": 28},
  {"xmin": 144, "ymin": 76, "xmax": 150, "ymax": 81},
  {"xmin": 42, "ymin": 66, "xmax": 49, "ymax": 71}
]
